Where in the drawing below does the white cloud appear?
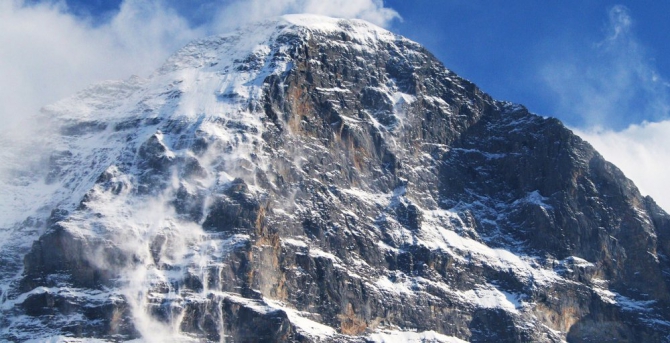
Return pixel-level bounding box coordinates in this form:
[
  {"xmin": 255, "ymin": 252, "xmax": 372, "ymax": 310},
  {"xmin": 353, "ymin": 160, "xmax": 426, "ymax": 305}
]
[
  {"xmin": 605, "ymin": 4, "xmax": 632, "ymax": 42},
  {"xmin": 0, "ymin": 0, "xmax": 207, "ymax": 229},
  {"xmin": 575, "ymin": 121, "xmax": 670, "ymax": 211},
  {"xmin": 0, "ymin": 0, "xmax": 398, "ymax": 141},
  {"xmin": 0, "ymin": 0, "xmax": 399, "ymax": 227},
  {"xmin": 210, "ymin": 0, "xmax": 399, "ymax": 32},
  {"xmin": 0, "ymin": 0, "xmax": 203, "ymax": 140}
]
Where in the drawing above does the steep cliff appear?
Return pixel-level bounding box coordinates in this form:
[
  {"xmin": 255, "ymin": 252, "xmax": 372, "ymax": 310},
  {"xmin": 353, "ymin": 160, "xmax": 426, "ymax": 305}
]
[{"xmin": 1, "ymin": 15, "xmax": 669, "ymax": 342}]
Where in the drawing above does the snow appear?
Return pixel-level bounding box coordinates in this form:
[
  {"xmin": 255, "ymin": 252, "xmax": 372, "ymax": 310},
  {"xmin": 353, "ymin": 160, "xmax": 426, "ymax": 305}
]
[
  {"xmin": 591, "ymin": 279, "xmax": 617, "ymax": 304},
  {"xmin": 308, "ymin": 248, "xmax": 342, "ymax": 264},
  {"xmin": 341, "ymin": 187, "xmax": 391, "ymax": 206},
  {"xmin": 265, "ymin": 299, "xmax": 337, "ymax": 339},
  {"xmin": 282, "ymin": 237, "xmax": 309, "ymax": 248},
  {"xmin": 514, "ymin": 190, "xmax": 553, "ymax": 209},
  {"xmin": 24, "ymin": 337, "xmax": 112, "ymax": 343},
  {"xmin": 281, "ymin": 309, "xmax": 337, "ymax": 339},
  {"xmin": 282, "ymin": 14, "xmax": 398, "ymax": 46},
  {"xmin": 367, "ymin": 330, "xmax": 468, "ymax": 343},
  {"xmin": 373, "ymin": 272, "xmax": 524, "ymax": 314},
  {"xmin": 0, "ymin": 286, "xmax": 120, "ymax": 330},
  {"xmin": 418, "ymin": 208, "xmax": 561, "ymax": 287},
  {"xmin": 450, "ymin": 148, "xmax": 506, "ymax": 160},
  {"xmin": 460, "ymin": 286, "xmax": 522, "ymax": 313},
  {"xmin": 374, "ymin": 273, "xmax": 416, "ymax": 295},
  {"xmin": 423, "ymin": 95, "xmax": 450, "ymax": 109},
  {"xmin": 615, "ymin": 294, "xmax": 656, "ymax": 312},
  {"xmin": 316, "ymin": 87, "xmax": 351, "ymax": 93},
  {"xmin": 591, "ymin": 279, "xmax": 660, "ymax": 315}
]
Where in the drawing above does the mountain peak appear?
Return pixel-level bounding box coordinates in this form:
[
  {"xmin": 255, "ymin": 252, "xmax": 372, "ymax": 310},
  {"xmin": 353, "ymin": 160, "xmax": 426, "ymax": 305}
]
[
  {"xmin": 3, "ymin": 12, "xmax": 670, "ymax": 343},
  {"xmin": 279, "ymin": 13, "xmax": 395, "ymax": 39},
  {"xmin": 159, "ymin": 14, "xmax": 400, "ymax": 75}
]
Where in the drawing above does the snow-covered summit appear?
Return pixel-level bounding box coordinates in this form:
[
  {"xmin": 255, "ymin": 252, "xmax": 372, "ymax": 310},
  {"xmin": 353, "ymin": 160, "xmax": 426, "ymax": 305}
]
[
  {"xmin": 280, "ymin": 13, "xmax": 397, "ymax": 42},
  {"xmin": 159, "ymin": 14, "xmax": 400, "ymax": 73}
]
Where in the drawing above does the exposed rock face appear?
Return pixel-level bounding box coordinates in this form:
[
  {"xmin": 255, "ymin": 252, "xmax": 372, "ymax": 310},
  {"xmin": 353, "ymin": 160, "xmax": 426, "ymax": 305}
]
[{"xmin": 1, "ymin": 15, "xmax": 670, "ymax": 342}]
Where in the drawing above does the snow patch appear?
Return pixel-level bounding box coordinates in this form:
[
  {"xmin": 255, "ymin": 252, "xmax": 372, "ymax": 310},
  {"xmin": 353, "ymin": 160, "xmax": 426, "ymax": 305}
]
[{"xmin": 368, "ymin": 330, "xmax": 468, "ymax": 343}]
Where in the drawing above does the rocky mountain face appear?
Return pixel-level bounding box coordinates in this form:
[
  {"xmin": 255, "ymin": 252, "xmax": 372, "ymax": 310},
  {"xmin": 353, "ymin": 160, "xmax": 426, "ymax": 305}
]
[{"xmin": 1, "ymin": 15, "xmax": 670, "ymax": 342}]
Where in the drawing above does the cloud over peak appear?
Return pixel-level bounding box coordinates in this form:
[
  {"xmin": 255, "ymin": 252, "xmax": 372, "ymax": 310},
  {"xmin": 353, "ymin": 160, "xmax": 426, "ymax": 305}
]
[
  {"xmin": 211, "ymin": 0, "xmax": 399, "ymax": 32},
  {"xmin": 0, "ymin": 0, "xmax": 398, "ymax": 137}
]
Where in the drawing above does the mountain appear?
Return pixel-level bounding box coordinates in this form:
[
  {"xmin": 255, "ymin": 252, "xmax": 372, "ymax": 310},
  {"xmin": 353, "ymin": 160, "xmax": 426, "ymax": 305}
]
[{"xmin": 2, "ymin": 14, "xmax": 670, "ymax": 342}]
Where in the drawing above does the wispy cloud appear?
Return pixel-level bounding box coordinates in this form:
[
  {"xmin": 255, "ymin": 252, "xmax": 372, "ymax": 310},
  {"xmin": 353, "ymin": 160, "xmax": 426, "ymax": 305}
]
[
  {"xmin": 0, "ymin": 0, "xmax": 203, "ymax": 140},
  {"xmin": 0, "ymin": 0, "xmax": 399, "ymax": 227},
  {"xmin": 541, "ymin": 5, "xmax": 670, "ymax": 130},
  {"xmin": 540, "ymin": 5, "xmax": 670, "ymax": 210}
]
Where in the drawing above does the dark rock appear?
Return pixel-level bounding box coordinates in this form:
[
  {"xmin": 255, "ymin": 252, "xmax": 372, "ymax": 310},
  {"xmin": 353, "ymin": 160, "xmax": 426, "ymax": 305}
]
[
  {"xmin": 22, "ymin": 224, "xmax": 126, "ymax": 290},
  {"xmin": 202, "ymin": 178, "xmax": 265, "ymax": 234}
]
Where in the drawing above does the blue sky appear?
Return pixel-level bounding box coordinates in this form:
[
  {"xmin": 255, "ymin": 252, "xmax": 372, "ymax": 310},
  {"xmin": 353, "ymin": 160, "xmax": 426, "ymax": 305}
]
[
  {"xmin": 387, "ymin": 1, "xmax": 670, "ymax": 129},
  {"xmin": 2, "ymin": 0, "xmax": 670, "ymax": 209}
]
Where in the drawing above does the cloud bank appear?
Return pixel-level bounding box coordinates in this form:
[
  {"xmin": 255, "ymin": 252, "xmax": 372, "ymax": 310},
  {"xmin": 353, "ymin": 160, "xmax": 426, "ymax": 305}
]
[{"xmin": 540, "ymin": 5, "xmax": 670, "ymax": 211}]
